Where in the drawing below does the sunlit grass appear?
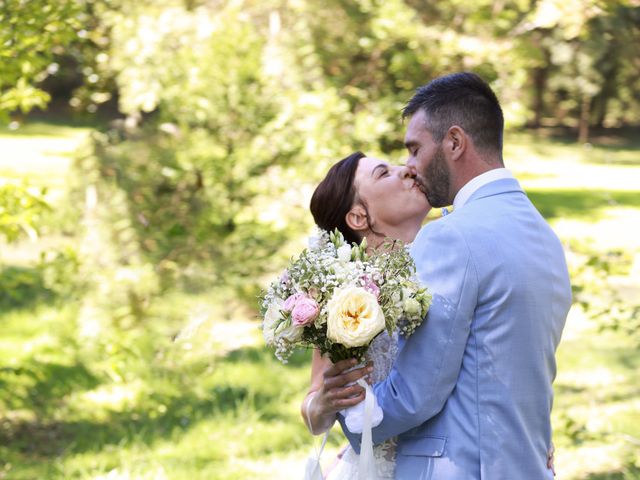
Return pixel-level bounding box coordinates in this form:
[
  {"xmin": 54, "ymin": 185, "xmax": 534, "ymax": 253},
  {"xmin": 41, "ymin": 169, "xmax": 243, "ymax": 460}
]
[
  {"xmin": 506, "ymin": 133, "xmax": 640, "ymax": 192},
  {"xmin": 0, "ymin": 122, "xmax": 91, "ymax": 189}
]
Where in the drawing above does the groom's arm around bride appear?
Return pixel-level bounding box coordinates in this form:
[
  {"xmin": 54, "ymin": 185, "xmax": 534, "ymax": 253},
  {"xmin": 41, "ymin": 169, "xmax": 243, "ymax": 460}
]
[{"xmin": 338, "ymin": 72, "xmax": 571, "ymax": 480}]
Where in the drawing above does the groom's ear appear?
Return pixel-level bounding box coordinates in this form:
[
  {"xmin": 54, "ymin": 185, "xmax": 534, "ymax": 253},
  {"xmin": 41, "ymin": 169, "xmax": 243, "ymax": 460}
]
[
  {"xmin": 345, "ymin": 205, "xmax": 369, "ymax": 233},
  {"xmin": 445, "ymin": 125, "xmax": 466, "ymax": 161}
]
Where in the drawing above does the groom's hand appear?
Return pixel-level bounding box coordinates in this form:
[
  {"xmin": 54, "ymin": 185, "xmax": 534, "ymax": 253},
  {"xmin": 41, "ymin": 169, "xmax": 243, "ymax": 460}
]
[{"xmin": 318, "ymin": 359, "xmax": 372, "ymax": 411}]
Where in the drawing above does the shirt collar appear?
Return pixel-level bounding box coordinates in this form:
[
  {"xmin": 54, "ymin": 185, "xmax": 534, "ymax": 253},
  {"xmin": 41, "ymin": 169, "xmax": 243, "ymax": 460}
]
[{"xmin": 452, "ymin": 168, "xmax": 514, "ymax": 210}]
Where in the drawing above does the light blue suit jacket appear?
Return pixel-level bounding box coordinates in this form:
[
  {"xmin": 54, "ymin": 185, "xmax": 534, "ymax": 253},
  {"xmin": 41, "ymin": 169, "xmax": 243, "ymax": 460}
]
[{"xmin": 338, "ymin": 178, "xmax": 571, "ymax": 479}]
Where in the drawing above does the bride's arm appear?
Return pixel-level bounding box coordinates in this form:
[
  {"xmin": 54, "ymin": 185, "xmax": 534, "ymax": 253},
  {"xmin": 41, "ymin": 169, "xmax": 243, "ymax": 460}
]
[{"xmin": 301, "ymin": 349, "xmax": 371, "ymax": 435}]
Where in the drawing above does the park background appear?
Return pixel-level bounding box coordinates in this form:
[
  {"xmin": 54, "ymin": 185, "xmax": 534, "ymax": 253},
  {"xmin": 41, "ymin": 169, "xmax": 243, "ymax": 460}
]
[{"xmin": 1, "ymin": 0, "xmax": 639, "ymax": 478}]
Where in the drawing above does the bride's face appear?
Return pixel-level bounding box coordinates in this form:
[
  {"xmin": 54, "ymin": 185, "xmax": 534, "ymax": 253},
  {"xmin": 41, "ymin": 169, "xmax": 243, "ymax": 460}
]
[{"xmin": 353, "ymin": 156, "xmax": 431, "ymax": 230}]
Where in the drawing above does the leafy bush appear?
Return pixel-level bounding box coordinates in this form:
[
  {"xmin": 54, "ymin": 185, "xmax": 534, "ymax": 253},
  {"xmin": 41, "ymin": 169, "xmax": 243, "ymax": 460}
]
[{"xmin": 0, "ymin": 183, "xmax": 50, "ymax": 243}]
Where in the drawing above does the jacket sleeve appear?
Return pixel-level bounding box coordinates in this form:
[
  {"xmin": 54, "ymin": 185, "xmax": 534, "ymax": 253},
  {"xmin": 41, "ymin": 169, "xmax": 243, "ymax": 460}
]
[{"xmin": 338, "ymin": 220, "xmax": 478, "ymax": 452}]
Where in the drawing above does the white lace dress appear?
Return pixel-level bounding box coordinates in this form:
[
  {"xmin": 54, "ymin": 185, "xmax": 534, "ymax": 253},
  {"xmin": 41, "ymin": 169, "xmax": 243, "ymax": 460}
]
[{"xmin": 325, "ymin": 330, "xmax": 399, "ymax": 480}]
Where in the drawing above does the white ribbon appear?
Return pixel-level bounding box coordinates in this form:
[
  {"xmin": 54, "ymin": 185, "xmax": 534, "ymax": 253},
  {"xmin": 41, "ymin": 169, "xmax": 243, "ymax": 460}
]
[
  {"xmin": 303, "ymin": 430, "xmax": 328, "ymax": 480},
  {"xmin": 356, "ymin": 378, "xmax": 380, "ymax": 480}
]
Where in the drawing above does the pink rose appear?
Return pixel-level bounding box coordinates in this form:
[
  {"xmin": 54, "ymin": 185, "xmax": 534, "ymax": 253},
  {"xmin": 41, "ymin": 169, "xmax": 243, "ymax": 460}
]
[
  {"xmin": 283, "ymin": 292, "xmax": 305, "ymax": 312},
  {"xmin": 291, "ymin": 297, "xmax": 320, "ymax": 326},
  {"xmin": 362, "ymin": 277, "xmax": 380, "ymax": 299}
]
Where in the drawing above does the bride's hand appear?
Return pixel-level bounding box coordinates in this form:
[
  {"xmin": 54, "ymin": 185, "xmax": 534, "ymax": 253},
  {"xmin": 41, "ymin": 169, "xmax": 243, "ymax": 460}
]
[
  {"xmin": 304, "ymin": 358, "xmax": 372, "ymax": 434},
  {"xmin": 316, "ymin": 359, "xmax": 372, "ymax": 414}
]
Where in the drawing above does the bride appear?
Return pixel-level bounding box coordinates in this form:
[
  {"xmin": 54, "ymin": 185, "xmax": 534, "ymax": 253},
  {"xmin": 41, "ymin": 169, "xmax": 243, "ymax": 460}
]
[
  {"xmin": 300, "ymin": 151, "xmax": 556, "ymax": 479},
  {"xmin": 302, "ymin": 151, "xmax": 430, "ymax": 479}
]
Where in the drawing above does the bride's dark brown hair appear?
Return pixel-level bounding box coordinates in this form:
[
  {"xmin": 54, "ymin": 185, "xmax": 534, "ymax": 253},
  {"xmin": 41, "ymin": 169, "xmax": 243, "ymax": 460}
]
[{"xmin": 310, "ymin": 151, "xmax": 367, "ymax": 246}]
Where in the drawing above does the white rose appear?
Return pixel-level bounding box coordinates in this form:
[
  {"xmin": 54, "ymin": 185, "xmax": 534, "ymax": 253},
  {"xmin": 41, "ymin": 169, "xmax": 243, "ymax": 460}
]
[
  {"xmin": 278, "ymin": 324, "xmax": 303, "ymax": 343},
  {"xmin": 263, "ymin": 298, "xmax": 284, "ymax": 345},
  {"xmin": 402, "ymin": 287, "xmax": 414, "ymax": 299},
  {"xmin": 403, "ymin": 297, "xmax": 421, "ymax": 316},
  {"xmin": 326, "ymin": 286, "xmax": 385, "ymax": 347},
  {"xmin": 337, "ymin": 244, "xmax": 352, "ymax": 263}
]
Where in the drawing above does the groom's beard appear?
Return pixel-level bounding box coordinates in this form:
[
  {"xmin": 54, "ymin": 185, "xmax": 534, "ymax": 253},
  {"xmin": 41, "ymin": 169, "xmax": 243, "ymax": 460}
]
[{"xmin": 421, "ymin": 146, "xmax": 451, "ymax": 208}]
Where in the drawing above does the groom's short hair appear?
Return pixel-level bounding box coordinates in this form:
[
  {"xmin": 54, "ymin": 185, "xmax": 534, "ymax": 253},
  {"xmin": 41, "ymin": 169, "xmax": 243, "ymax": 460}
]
[{"xmin": 403, "ymin": 72, "xmax": 504, "ymax": 156}]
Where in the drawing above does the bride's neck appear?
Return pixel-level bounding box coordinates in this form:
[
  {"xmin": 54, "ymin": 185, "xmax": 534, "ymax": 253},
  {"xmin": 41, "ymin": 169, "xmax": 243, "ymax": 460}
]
[{"xmin": 362, "ymin": 222, "xmax": 421, "ymax": 254}]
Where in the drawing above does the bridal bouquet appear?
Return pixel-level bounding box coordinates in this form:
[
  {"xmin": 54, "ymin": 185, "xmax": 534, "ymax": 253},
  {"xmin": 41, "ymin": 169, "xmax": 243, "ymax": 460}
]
[{"xmin": 260, "ymin": 229, "xmax": 431, "ymax": 363}]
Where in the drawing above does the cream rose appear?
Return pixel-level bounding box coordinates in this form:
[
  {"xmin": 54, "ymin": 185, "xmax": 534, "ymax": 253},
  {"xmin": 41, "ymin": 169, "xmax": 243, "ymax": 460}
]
[{"xmin": 326, "ymin": 286, "xmax": 385, "ymax": 347}]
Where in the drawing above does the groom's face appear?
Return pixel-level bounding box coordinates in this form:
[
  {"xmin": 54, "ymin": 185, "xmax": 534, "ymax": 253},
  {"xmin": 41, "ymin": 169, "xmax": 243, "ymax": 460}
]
[{"xmin": 404, "ymin": 110, "xmax": 451, "ymax": 208}]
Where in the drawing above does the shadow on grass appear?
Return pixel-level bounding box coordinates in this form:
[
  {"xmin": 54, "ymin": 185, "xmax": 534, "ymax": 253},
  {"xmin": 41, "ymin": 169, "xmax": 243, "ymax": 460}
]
[
  {"xmin": 510, "ymin": 127, "xmax": 640, "ymax": 167},
  {"xmin": 0, "ymin": 360, "xmax": 101, "ymax": 457},
  {"xmin": 586, "ymin": 145, "xmax": 640, "ymax": 166},
  {"xmin": 526, "ymin": 189, "xmax": 640, "ymax": 221},
  {"xmin": 0, "ymin": 265, "xmax": 55, "ymax": 312},
  {"xmin": 518, "ymin": 126, "xmax": 640, "ymax": 148},
  {"xmin": 584, "ymin": 463, "xmax": 640, "ymax": 479},
  {"xmin": 0, "ymin": 344, "xmax": 307, "ymax": 458},
  {"xmin": 0, "ymin": 361, "xmax": 99, "ymax": 413},
  {"xmin": 554, "ymin": 384, "xmax": 588, "ymax": 396},
  {"xmin": 1, "ymin": 387, "xmax": 283, "ymax": 457},
  {"xmin": 1, "ymin": 111, "xmax": 110, "ymax": 136}
]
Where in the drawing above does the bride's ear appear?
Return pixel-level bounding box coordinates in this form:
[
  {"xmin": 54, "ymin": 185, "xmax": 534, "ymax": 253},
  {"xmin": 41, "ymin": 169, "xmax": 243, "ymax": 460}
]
[{"xmin": 345, "ymin": 204, "xmax": 368, "ymax": 233}]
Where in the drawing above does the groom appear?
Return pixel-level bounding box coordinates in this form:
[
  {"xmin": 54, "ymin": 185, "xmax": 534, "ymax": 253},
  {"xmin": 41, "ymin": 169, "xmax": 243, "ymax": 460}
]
[{"xmin": 338, "ymin": 72, "xmax": 572, "ymax": 479}]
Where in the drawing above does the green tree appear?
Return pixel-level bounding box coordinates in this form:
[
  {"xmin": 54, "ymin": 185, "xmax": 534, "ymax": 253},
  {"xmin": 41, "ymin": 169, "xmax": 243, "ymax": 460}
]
[
  {"xmin": 508, "ymin": 0, "xmax": 640, "ymax": 136},
  {"xmin": 0, "ymin": 0, "xmax": 82, "ymax": 118}
]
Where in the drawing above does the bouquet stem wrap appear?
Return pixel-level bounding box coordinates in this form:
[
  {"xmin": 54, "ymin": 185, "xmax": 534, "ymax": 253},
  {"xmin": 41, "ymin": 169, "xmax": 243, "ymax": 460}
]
[{"xmin": 356, "ymin": 378, "xmax": 380, "ymax": 480}]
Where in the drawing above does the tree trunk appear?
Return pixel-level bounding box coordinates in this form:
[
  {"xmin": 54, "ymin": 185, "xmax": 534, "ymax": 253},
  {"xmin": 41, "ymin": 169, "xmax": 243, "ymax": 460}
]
[
  {"xmin": 578, "ymin": 92, "xmax": 591, "ymax": 143},
  {"xmin": 529, "ymin": 31, "xmax": 551, "ymax": 128},
  {"xmin": 593, "ymin": 51, "xmax": 619, "ymax": 129},
  {"xmin": 532, "ymin": 66, "xmax": 548, "ymax": 128}
]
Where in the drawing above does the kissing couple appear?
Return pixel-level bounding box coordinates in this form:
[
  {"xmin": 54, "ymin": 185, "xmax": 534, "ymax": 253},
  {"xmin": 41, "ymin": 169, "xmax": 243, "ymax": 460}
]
[{"xmin": 300, "ymin": 72, "xmax": 571, "ymax": 479}]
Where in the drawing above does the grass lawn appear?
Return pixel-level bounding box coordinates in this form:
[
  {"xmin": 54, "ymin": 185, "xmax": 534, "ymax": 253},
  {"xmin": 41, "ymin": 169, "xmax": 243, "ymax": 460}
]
[
  {"xmin": 0, "ymin": 122, "xmax": 639, "ymax": 479},
  {"xmin": 0, "ymin": 122, "xmax": 93, "ymax": 190}
]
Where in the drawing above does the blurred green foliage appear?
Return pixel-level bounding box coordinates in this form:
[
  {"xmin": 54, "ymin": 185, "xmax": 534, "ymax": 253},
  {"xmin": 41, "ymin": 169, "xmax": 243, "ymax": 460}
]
[
  {"xmin": 63, "ymin": 0, "xmax": 640, "ymax": 303},
  {"xmin": 0, "ymin": 183, "xmax": 49, "ymax": 243}
]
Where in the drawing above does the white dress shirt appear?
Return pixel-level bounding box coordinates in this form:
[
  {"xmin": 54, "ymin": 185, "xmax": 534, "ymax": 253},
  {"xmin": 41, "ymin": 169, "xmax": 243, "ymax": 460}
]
[{"xmin": 452, "ymin": 168, "xmax": 514, "ymax": 210}]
